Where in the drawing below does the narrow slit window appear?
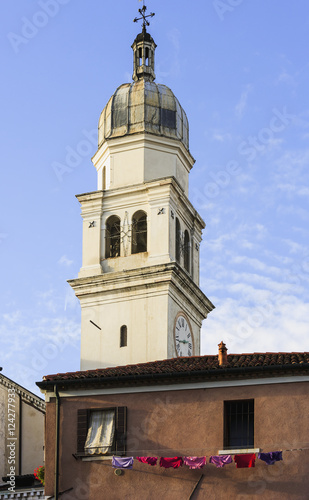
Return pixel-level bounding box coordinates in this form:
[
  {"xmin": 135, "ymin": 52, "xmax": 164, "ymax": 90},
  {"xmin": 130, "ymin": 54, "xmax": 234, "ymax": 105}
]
[
  {"xmin": 175, "ymin": 218, "xmax": 181, "ymax": 263},
  {"xmin": 145, "ymin": 47, "xmax": 149, "ymax": 65},
  {"xmin": 102, "ymin": 166, "xmax": 106, "ymax": 190},
  {"xmin": 184, "ymin": 230, "xmax": 190, "ymax": 272},
  {"xmin": 120, "ymin": 325, "xmax": 127, "ymax": 347}
]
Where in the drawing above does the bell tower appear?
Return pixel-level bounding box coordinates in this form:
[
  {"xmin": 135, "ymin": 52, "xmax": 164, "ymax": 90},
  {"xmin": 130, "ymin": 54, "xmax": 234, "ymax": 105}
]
[{"xmin": 69, "ymin": 6, "xmax": 214, "ymax": 370}]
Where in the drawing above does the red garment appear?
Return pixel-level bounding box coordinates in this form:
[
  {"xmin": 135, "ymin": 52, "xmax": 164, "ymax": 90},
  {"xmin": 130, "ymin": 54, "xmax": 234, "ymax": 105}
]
[
  {"xmin": 136, "ymin": 457, "xmax": 157, "ymax": 466},
  {"xmin": 234, "ymin": 454, "xmax": 256, "ymax": 468},
  {"xmin": 159, "ymin": 457, "xmax": 183, "ymax": 469}
]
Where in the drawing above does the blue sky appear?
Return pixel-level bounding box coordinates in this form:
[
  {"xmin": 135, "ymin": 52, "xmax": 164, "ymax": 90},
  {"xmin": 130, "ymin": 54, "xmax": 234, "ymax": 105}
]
[{"xmin": 1, "ymin": 0, "xmax": 309, "ymax": 395}]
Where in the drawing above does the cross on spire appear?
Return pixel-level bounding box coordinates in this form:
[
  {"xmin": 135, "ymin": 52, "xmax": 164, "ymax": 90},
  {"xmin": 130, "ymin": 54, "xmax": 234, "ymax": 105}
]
[{"xmin": 133, "ymin": 3, "xmax": 155, "ymax": 31}]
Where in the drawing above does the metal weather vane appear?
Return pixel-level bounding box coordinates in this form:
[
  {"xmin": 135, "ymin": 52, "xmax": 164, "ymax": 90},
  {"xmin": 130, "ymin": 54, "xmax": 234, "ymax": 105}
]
[{"xmin": 133, "ymin": 2, "xmax": 155, "ymax": 30}]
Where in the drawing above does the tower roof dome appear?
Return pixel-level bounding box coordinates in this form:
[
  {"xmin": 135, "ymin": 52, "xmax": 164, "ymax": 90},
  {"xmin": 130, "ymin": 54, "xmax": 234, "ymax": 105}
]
[{"xmin": 98, "ymin": 80, "xmax": 189, "ymax": 150}]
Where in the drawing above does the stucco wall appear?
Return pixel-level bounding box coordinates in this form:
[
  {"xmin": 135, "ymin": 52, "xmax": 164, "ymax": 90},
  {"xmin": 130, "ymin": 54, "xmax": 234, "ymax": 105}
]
[
  {"xmin": 0, "ymin": 378, "xmax": 45, "ymax": 478},
  {"xmin": 21, "ymin": 402, "xmax": 44, "ymax": 474},
  {"xmin": 45, "ymin": 380, "xmax": 309, "ymax": 499}
]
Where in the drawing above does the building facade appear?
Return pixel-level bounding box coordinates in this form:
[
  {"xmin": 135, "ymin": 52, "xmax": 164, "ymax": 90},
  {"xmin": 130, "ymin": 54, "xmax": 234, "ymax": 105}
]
[
  {"xmin": 38, "ymin": 352, "xmax": 309, "ymax": 499},
  {"xmin": 0, "ymin": 374, "xmax": 45, "ymax": 498}
]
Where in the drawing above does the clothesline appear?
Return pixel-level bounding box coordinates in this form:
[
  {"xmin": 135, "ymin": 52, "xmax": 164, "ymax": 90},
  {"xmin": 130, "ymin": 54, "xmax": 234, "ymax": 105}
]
[
  {"xmin": 96, "ymin": 446, "xmax": 309, "ymax": 454},
  {"xmin": 111, "ymin": 451, "xmax": 284, "ymax": 470}
]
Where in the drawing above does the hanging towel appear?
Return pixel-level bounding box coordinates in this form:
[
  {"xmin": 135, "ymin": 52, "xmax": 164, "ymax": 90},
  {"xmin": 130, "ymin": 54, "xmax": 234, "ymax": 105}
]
[
  {"xmin": 112, "ymin": 456, "xmax": 134, "ymax": 469},
  {"xmin": 209, "ymin": 455, "xmax": 232, "ymax": 468},
  {"xmin": 159, "ymin": 457, "xmax": 183, "ymax": 469},
  {"xmin": 258, "ymin": 451, "xmax": 282, "ymax": 465},
  {"xmin": 234, "ymin": 454, "xmax": 256, "ymax": 468},
  {"xmin": 136, "ymin": 457, "xmax": 158, "ymax": 466},
  {"xmin": 183, "ymin": 457, "xmax": 206, "ymax": 469}
]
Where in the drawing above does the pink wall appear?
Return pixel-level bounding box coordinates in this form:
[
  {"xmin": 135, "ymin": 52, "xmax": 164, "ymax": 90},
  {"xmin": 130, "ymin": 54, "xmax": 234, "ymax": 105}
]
[{"xmin": 45, "ymin": 381, "xmax": 309, "ymax": 499}]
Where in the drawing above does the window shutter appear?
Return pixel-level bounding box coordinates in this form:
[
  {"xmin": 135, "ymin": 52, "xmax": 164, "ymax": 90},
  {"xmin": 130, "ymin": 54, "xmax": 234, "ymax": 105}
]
[
  {"xmin": 115, "ymin": 406, "xmax": 127, "ymax": 456},
  {"xmin": 77, "ymin": 409, "xmax": 88, "ymax": 454}
]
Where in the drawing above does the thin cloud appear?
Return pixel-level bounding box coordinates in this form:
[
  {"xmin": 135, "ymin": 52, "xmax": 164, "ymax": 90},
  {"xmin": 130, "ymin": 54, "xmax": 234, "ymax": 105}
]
[
  {"xmin": 58, "ymin": 254, "xmax": 74, "ymax": 266},
  {"xmin": 235, "ymin": 84, "xmax": 252, "ymax": 118}
]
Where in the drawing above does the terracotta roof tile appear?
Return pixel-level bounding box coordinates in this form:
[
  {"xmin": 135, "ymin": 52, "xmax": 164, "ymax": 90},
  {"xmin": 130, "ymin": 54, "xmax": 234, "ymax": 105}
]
[{"xmin": 42, "ymin": 352, "xmax": 309, "ymax": 383}]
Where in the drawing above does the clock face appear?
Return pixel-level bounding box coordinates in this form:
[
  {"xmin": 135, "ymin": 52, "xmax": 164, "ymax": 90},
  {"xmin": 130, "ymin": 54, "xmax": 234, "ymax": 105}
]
[{"xmin": 174, "ymin": 314, "xmax": 193, "ymax": 357}]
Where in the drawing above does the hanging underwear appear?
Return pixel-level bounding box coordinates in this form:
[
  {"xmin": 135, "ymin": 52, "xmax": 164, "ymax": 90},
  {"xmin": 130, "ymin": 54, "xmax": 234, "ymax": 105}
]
[
  {"xmin": 112, "ymin": 456, "xmax": 134, "ymax": 469},
  {"xmin": 136, "ymin": 456, "xmax": 158, "ymax": 466},
  {"xmin": 183, "ymin": 456, "xmax": 206, "ymax": 469},
  {"xmin": 234, "ymin": 454, "xmax": 256, "ymax": 468},
  {"xmin": 159, "ymin": 457, "xmax": 183, "ymax": 469},
  {"xmin": 258, "ymin": 451, "xmax": 282, "ymax": 465},
  {"xmin": 209, "ymin": 455, "xmax": 232, "ymax": 468}
]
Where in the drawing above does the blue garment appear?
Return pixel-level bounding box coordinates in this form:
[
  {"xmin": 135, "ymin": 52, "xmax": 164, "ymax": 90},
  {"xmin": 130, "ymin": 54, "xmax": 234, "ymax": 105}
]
[
  {"xmin": 112, "ymin": 456, "xmax": 134, "ymax": 469},
  {"xmin": 258, "ymin": 451, "xmax": 282, "ymax": 465}
]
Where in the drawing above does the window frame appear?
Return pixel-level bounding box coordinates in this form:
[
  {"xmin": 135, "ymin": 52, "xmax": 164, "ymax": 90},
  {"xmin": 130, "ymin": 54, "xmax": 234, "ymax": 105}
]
[
  {"xmin": 223, "ymin": 399, "xmax": 254, "ymax": 450},
  {"xmin": 131, "ymin": 210, "xmax": 147, "ymax": 254},
  {"xmin": 77, "ymin": 406, "xmax": 127, "ymax": 457},
  {"xmin": 105, "ymin": 215, "xmax": 121, "ymax": 259}
]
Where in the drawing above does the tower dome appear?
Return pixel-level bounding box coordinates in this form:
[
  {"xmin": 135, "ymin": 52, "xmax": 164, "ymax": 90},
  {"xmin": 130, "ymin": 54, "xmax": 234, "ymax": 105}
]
[
  {"xmin": 98, "ymin": 17, "xmax": 189, "ymax": 152},
  {"xmin": 98, "ymin": 80, "xmax": 189, "ymax": 150}
]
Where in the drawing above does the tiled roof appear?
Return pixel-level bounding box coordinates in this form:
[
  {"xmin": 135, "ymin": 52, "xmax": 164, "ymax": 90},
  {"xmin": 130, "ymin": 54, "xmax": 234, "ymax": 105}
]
[{"xmin": 41, "ymin": 352, "xmax": 309, "ymax": 385}]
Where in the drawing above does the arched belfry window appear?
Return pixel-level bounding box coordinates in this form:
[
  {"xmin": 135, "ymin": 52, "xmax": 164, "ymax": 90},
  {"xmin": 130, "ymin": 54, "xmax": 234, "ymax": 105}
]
[
  {"xmin": 105, "ymin": 215, "xmax": 120, "ymax": 258},
  {"xmin": 184, "ymin": 230, "xmax": 190, "ymax": 273},
  {"xmin": 132, "ymin": 211, "xmax": 147, "ymax": 254},
  {"xmin": 175, "ymin": 218, "xmax": 181, "ymax": 263},
  {"xmin": 120, "ymin": 325, "xmax": 127, "ymax": 348}
]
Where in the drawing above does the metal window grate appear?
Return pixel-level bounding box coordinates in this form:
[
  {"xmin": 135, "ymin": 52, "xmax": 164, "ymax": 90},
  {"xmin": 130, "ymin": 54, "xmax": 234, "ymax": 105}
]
[{"xmin": 224, "ymin": 399, "xmax": 254, "ymax": 449}]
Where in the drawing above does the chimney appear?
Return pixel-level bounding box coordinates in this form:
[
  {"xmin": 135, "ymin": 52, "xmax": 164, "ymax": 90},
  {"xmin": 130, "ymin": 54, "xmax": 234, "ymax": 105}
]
[{"xmin": 218, "ymin": 341, "xmax": 228, "ymax": 366}]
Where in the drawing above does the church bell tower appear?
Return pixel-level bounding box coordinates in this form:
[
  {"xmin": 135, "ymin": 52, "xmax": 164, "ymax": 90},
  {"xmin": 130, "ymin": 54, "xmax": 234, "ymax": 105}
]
[{"xmin": 69, "ymin": 6, "xmax": 214, "ymax": 370}]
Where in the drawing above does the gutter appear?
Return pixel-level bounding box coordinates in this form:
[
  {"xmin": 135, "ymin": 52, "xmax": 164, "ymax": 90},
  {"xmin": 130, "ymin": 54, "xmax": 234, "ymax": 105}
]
[
  {"xmin": 37, "ymin": 363, "xmax": 309, "ymax": 390},
  {"xmin": 54, "ymin": 385, "xmax": 60, "ymax": 500}
]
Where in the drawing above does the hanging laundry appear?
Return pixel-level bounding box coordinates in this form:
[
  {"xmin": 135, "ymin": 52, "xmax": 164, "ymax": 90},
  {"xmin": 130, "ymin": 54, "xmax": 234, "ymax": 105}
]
[
  {"xmin": 258, "ymin": 451, "xmax": 282, "ymax": 465},
  {"xmin": 159, "ymin": 457, "xmax": 183, "ymax": 469},
  {"xmin": 234, "ymin": 454, "xmax": 256, "ymax": 468},
  {"xmin": 136, "ymin": 457, "xmax": 158, "ymax": 466},
  {"xmin": 183, "ymin": 457, "xmax": 206, "ymax": 469},
  {"xmin": 112, "ymin": 456, "xmax": 134, "ymax": 469},
  {"xmin": 209, "ymin": 455, "xmax": 232, "ymax": 468}
]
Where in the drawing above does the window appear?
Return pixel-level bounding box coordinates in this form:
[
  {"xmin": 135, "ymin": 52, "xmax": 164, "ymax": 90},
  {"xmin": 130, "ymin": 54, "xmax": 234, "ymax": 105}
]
[
  {"xmin": 224, "ymin": 400, "xmax": 254, "ymax": 449},
  {"xmin": 184, "ymin": 230, "xmax": 190, "ymax": 272},
  {"xmin": 120, "ymin": 325, "xmax": 127, "ymax": 347},
  {"xmin": 102, "ymin": 166, "xmax": 106, "ymax": 190},
  {"xmin": 132, "ymin": 211, "xmax": 147, "ymax": 254},
  {"xmin": 175, "ymin": 218, "xmax": 180, "ymax": 263},
  {"xmin": 77, "ymin": 407, "xmax": 127, "ymax": 456},
  {"xmin": 105, "ymin": 215, "xmax": 120, "ymax": 258}
]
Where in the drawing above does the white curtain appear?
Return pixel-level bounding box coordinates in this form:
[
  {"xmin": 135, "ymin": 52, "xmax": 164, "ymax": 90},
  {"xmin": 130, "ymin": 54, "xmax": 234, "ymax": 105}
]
[{"xmin": 84, "ymin": 410, "xmax": 115, "ymax": 455}]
